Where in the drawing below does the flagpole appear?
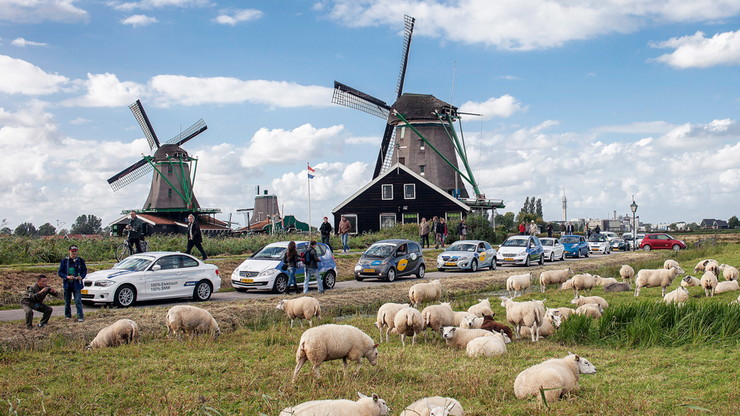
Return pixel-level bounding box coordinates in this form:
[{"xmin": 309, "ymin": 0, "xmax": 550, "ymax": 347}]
[{"xmin": 307, "ymin": 162, "xmax": 312, "ymax": 239}]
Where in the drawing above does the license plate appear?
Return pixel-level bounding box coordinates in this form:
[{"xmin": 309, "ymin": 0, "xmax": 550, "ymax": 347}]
[
  {"xmin": 591, "ymin": 248, "xmax": 598, "ymax": 251},
  {"xmin": 81, "ymin": 290, "xmax": 88, "ymax": 294},
  {"xmin": 445, "ymin": 262, "xmax": 456, "ymax": 266},
  {"xmin": 504, "ymin": 258, "xmax": 514, "ymax": 261},
  {"xmin": 613, "ymin": 248, "xmax": 620, "ymax": 251},
  {"xmin": 363, "ymin": 269, "xmax": 375, "ymax": 273},
  {"xmin": 240, "ymin": 278, "xmax": 253, "ymax": 283}
]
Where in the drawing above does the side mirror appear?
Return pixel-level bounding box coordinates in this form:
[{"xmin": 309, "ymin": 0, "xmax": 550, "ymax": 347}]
[{"xmin": 151, "ymin": 264, "xmax": 161, "ymax": 271}]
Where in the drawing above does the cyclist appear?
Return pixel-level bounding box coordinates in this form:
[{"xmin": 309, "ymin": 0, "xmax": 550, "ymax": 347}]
[{"xmin": 126, "ymin": 211, "xmax": 145, "ymax": 254}]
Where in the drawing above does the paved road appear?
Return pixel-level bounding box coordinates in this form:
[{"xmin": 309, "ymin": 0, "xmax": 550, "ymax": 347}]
[{"xmin": 0, "ymin": 250, "xmax": 625, "ymax": 322}]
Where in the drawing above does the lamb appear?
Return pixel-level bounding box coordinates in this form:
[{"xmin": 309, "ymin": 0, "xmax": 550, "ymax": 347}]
[
  {"xmin": 539, "ymin": 268, "xmax": 573, "ymax": 293},
  {"xmin": 560, "ymin": 279, "xmax": 574, "ymax": 291},
  {"xmin": 466, "ymin": 333, "xmax": 509, "ymax": 358},
  {"xmin": 276, "ymin": 297, "xmax": 321, "ymax": 329},
  {"xmin": 701, "ymin": 271, "xmax": 718, "ymax": 297},
  {"xmin": 681, "ymin": 275, "xmax": 701, "ymax": 288},
  {"xmin": 663, "ymin": 286, "xmax": 689, "ymax": 305},
  {"xmin": 279, "ymin": 392, "xmax": 390, "ymax": 416},
  {"xmin": 453, "ymin": 311, "xmax": 476, "ymax": 326},
  {"xmin": 593, "ymin": 276, "xmax": 619, "ymax": 286},
  {"xmin": 554, "ymin": 307, "xmax": 576, "ymax": 320},
  {"xmin": 374, "ymin": 302, "xmax": 409, "ymax": 343},
  {"xmin": 715, "ymin": 279, "xmax": 740, "ymax": 294},
  {"xmin": 570, "ymin": 295, "xmax": 609, "ymax": 310},
  {"xmin": 521, "ymin": 308, "xmax": 561, "ymax": 338},
  {"xmin": 513, "ymin": 353, "xmax": 597, "ymax": 403},
  {"xmin": 441, "ymin": 326, "xmax": 496, "ymax": 349},
  {"xmin": 506, "ymin": 273, "xmax": 533, "ymax": 297},
  {"xmin": 619, "ymin": 265, "xmax": 635, "ymax": 283},
  {"xmin": 719, "ymin": 264, "xmax": 739, "ymax": 281},
  {"xmin": 478, "ymin": 314, "xmax": 514, "ymax": 339},
  {"xmin": 664, "ymin": 259, "xmax": 681, "ymax": 270},
  {"xmin": 572, "ymin": 273, "xmax": 595, "ymax": 297},
  {"xmin": 460, "ymin": 314, "xmax": 483, "ymax": 329},
  {"xmin": 292, "ymin": 324, "xmax": 379, "ymax": 382},
  {"xmin": 421, "ymin": 302, "xmax": 455, "ymax": 340},
  {"xmin": 87, "ymin": 319, "xmax": 140, "ymax": 350},
  {"xmin": 409, "ymin": 279, "xmax": 442, "ymax": 308},
  {"xmin": 400, "ymin": 396, "xmax": 464, "ymax": 416},
  {"xmin": 634, "ymin": 266, "xmax": 684, "ymax": 297},
  {"xmin": 394, "ymin": 307, "xmax": 425, "ymax": 347},
  {"xmin": 467, "ymin": 298, "xmax": 494, "ymax": 317},
  {"xmin": 604, "ymin": 282, "xmax": 631, "ymax": 293},
  {"xmin": 499, "ymin": 297, "xmax": 545, "ymax": 342},
  {"xmin": 165, "ymin": 305, "xmax": 220, "ymax": 339},
  {"xmin": 575, "ymin": 304, "xmax": 603, "ymax": 319}
]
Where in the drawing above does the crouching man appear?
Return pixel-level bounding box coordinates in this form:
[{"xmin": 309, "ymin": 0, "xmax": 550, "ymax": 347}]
[{"xmin": 21, "ymin": 275, "xmax": 58, "ymax": 329}]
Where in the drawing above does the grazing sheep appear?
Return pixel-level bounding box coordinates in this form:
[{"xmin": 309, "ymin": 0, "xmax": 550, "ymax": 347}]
[
  {"xmin": 664, "ymin": 259, "xmax": 681, "ymax": 270},
  {"xmin": 514, "ymin": 353, "xmax": 597, "ymax": 403},
  {"xmin": 575, "ymin": 304, "xmax": 603, "ymax": 319},
  {"xmin": 720, "ymin": 264, "xmax": 739, "ymax": 281},
  {"xmin": 279, "ymin": 392, "xmax": 390, "ymax": 416},
  {"xmin": 539, "ymin": 268, "xmax": 573, "ymax": 293},
  {"xmin": 394, "ymin": 307, "xmax": 425, "ymax": 347},
  {"xmin": 409, "ymin": 279, "xmax": 442, "ymax": 308},
  {"xmin": 663, "ymin": 286, "xmax": 690, "ymax": 305},
  {"xmin": 507, "ymin": 273, "xmax": 533, "ymax": 298},
  {"xmin": 572, "ymin": 273, "xmax": 595, "ymax": 297},
  {"xmin": 706, "ymin": 260, "xmax": 720, "ymax": 277},
  {"xmin": 560, "ymin": 279, "xmax": 574, "ymax": 291},
  {"xmin": 604, "ymin": 282, "xmax": 631, "ymax": 293},
  {"xmin": 165, "ymin": 305, "xmax": 220, "ymax": 339},
  {"xmin": 460, "ymin": 314, "xmax": 483, "ymax": 329},
  {"xmin": 681, "ymin": 275, "xmax": 701, "ymax": 288},
  {"xmin": 715, "ymin": 279, "xmax": 740, "ymax": 294},
  {"xmin": 571, "ymin": 295, "xmax": 609, "ymax": 310},
  {"xmin": 466, "ymin": 333, "xmax": 509, "ymax": 358},
  {"xmin": 593, "ymin": 276, "xmax": 619, "ymax": 286},
  {"xmin": 453, "ymin": 310, "xmax": 476, "ymax": 326},
  {"xmin": 554, "ymin": 307, "xmax": 576, "ymax": 319},
  {"xmin": 292, "ymin": 324, "xmax": 379, "ymax": 381},
  {"xmin": 499, "ymin": 297, "xmax": 545, "ymax": 342},
  {"xmin": 87, "ymin": 319, "xmax": 140, "ymax": 350},
  {"xmin": 694, "ymin": 259, "xmax": 711, "ymax": 273},
  {"xmin": 634, "ymin": 267, "xmax": 684, "ymax": 297},
  {"xmin": 467, "ymin": 298, "xmax": 494, "ymax": 317},
  {"xmin": 277, "ymin": 297, "xmax": 321, "ymax": 329},
  {"xmin": 400, "ymin": 396, "xmax": 464, "ymax": 416},
  {"xmin": 421, "ymin": 302, "xmax": 455, "ymax": 340},
  {"xmin": 441, "ymin": 326, "xmax": 495, "ymax": 349},
  {"xmin": 479, "ymin": 314, "xmax": 514, "ymax": 340},
  {"xmin": 620, "ymin": 265, "xmax": 635, "ymax": 283},
  {"xmin": 521, "ymin": 308, "xmax": 561, "ymax": 338},
  {"xmin": 701, "ymin": 271, "xmax": 719, "ymax": 297},
  {"xmin": 374, "ymin": 302, "xmax": 409, "ymax": 343}
]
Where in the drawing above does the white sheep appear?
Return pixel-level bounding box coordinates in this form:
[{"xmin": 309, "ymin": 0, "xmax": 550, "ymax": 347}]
[
  {"xmin": 514, "ymin": 353, "xmax": 597, "ymax": 403},
  {"xmin": 539, "ymin": 268, "xmax": 573, "ymax": 293},
  {"xmin": 620, "ymin": 265, "xmax": 635, "ymax": 283},
  {"xmin": 400, "ymin": 397, "xmax": 464, "ymax": 416},
  {"xmin": 421, "ymin": 302, "xmax": 455, "ymax": 340},
  {"xmin": 441, "ymin": 326, "xmax": 495, "ymax": 349},
  {"xmin": 719, "ymin": 264, "xmax": 739, "ymax": 281},
  {"xmin": 499, "ymin": 297, "xmax": 544, "ymax": 343},
  {"xmin": 572, "ymin": 273, "xmax": 595, "ymax": 297},
  {"xmin": 560, "ymin": 279, "xmax": 574, "ymax": 291},
  {"xmin": 521, "ymin": 308, "xmax": 561, "ymax": 338},
  {"xmin": 460, "ymin": 314, "xmax": 483, "ymax": 329},
  {"xmin": 506, "ymin": 273, "xmax": 533, "ymax": 298},
  {"xmin": 276, "ymin": 297, "xmax": 321, "ymax": 329},
  {"xmin": 604, "ymin": 282, "xmax": 631, "ymax": 293},
  {"xmin": 694, "ymin": 259, "xmax": 711, "ymax": 273},
  {"xmin": 715, "ymin": 279, "xmax": 740, "ymax": 294},
  {"xmin": 375, "ymin": 302, "xmax": 409, "ymax": 343},
  {"xmin": 409, "ymin": 279, "xmax": 442, "ymax": 308},
  {"xmin": 664, "ymin": 259, "xmax": 681, "ymax": 270},
  {"xmin": 575, "ymin": 304, "xmax": 603, "ymax": 319},
  {"xmin": 87, "ymin": 319, "xmax": 140, "ymax": 350},
  {"xmin": 593, "ymin": 276, "xmax": 619, "ymax": 286},
  {"xmin": 701, "ymin": 271, "xmax": 718, "ymax": 297},
  {"xmin": 571, "ymin": 295, "xmax": 609, "ymax": 310},
  {"xmin": 292, "ymin": 324, "xmax": 379, "ymax": 382},
  {"xmin": 554, "ymin": 307, "xmax": 576, "ymax": 320},
  {"xmin": 394, "ymin": 307, "xmax": 425, "ymax": 347},
  {"xmin": 453, "ymin": 310, "xmax": 476, "ymax": 326},
  {"xmin": 681, "ymin": 275, "xmax": 701, "ymax": 288},
  {"xmin": 634, "ymin": 267, "xmax": 684, "ymax": 297},
  {"xmin": 467, "ymin": 298, "xmax": 494, "ymax": 317},
  {"xmin": 279, "ymin": 392, "xmax": 390, "ymax": 416},
  {"xmin": 165, "ymin": 305, "xmax": 220, "ymax": 339},
  {"xmin": 663, "ymin": 286, "xmax": 689, "ymax": 305},
  {"xmin": 466, "ymin": 334, "xmax": 509, "ymax": 358},
  {"xmin": 706, "ymin": 260, "xmax": 720, "ymax": 277}
]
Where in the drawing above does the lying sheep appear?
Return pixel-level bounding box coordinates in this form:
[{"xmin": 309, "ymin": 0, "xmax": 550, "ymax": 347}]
[
  {"xmin": 453, "ymin": 310, "xmax": 476, "ymax": 326},
  {"xmin": 165, "ymin": 305, "xmax": 220, "ymax": 339},
  {"xmin": 421, "ymin": 302, "xmax": 455, "ymax": 340},
  {"xmin": 620, "ymin": 265, "xmax": 635, "ymax": 283},
  {"xmin": 715, "ymin": 279, "xmax": 740, "ymax": 294},
  {"xmin": 409, "ymin": 279, "xmax": 442, "ymax": 308},
  {"xmin": 394, "ymin": 307, "xmax": 425, "ymax": 347},
  {"xmin": 479, "ymin": 314, "xmax": 514, "ymax": 340},
  {"xmin": 604, "ymin": 282, "xmax": 631, "ymax": 293},
  {"xmin": 521, "ymin": 308, "xmax": 561, "ymax": 338},
  {"xmin": 292, "ymin": 324, "xmax": 379, "ymax": 381},
  {"xmin": 560, "ymin": 279, "xmax": 574, "ymax": 291},
  {"xmin": 460, "ymin": 314, "xmax": 483, "ymax": 329},
  {"xmin": 634, "ymin": 267, "xmax": 684, "ymax": 297},
  {"xmin": 467, "ymin": 298, "xmax": 494, "ymax": 317},
  {"xmin": 506, "ymin": 273, "xmax": 533, "ymax": 298},
  {"xmin": 663, "ymin": 286, "xmax": 689, "ymax": 305},
  {"xmin": 400, "ymin": 396, "xmax": 464, "ymax": 416},
  {"xmin": 499, "ymin": 297, "xmax": 544, "ymax": 342},
  {"xmin": 539, "ymin": 268, "xmax": 573, "ymax": 293},
  {"xmin": 681, "ymin": 275, "xmax": 701, "ymax": 288},
  {"xmin": 720, "ymin": 264, "xmax": 739, "ymax": 281},
  {"xmin": 441, "ymin": 326, "xmax": 497, "ymax": 349},
  {"xmin": 571, "ymin": 295, "xmax": 609, "ymax": 310},
  {"xmin": 575, "ymin": 304, "xmax": 603, "ymax": 319},
  {"xmin": 277, "ymin": 297, "xmax": 321, "ymax": 329},
  {"xmin": 375, "ymin": 302, "xmax": 409, "ymax": 343},
  {"xmin": 572, "ymin": 273, "xmax": 595, "ymax": 297},
  {"xmin": 514, "ymin": 353, "xmax": 597, "ymax": 403},
  {"xmin": 701, "ymin": 271, "xmax": 719, "ymax": 297},
  {"xmin": 87, "ymin": 319, "xmax": 139, "ymax": 350},
  {"xmin": 279, "ymin": 392, "xmax": 390, "ymax": 416},
  {"xmin": 664, "ymin": 259, "xmax": 681, "ymax": 270},
  {"xmin": 466, "ymin": 333, "xmax": 509, "ymax": 358},
  {"xmin": 594, "ymin": 276, "xmax": 619, "ymax": 286},
  {"xmin": 554, "ymin": 307, "xmax": 576, "ymax": 320}
]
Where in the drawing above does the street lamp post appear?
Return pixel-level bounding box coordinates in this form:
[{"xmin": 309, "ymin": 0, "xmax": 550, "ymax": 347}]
[{"xmin": 630, "ymin": 196, "xmax": 638, "ymax": 252}]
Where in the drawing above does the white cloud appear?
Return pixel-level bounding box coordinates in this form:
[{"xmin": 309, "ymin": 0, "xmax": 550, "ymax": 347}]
[
  {"xmin": 213, "ymin": 9, "xmax": 263, "ymax": 26},
  {"xmin": 345, "ymin": 135, "xmax": 381, "ymax": 145},
  {"xmin": 458, "ymin": 95, "xmax": 526, "ymax": 120},
  {"xmin": 113, "ymin": 0, "xmax": 209, "ymax": 12},
  {"xmin": 240, "ymin": 124, "xmax": 345, "ymax": 168},
  {"xmin": 121, "ymin": 14, "xmax": 158, "ymax": 27},
  {"xmin": 0, "ymin": 55, "xmax": 69, "ymax": 95},
  {"xmin": 11, "ymin": 38, "xmax": 47, "ymax": 47},
  {"xmin": 62, "ymin": 73, "xmax": 144, "ymax": 107},
  {"xmin": 650, "ymin": 30, "xmax": 740, "ymax": 68},
  {"xmin": 594, "ymin": 121, "xmax": 677, "ymax": 134},
  {"xmin": 69, "ymin": 117, "xmax": 91, "ymax": 125},
  {"xmin": 0, "ymin": 0, "xmax": 88, "ymax": 23}
]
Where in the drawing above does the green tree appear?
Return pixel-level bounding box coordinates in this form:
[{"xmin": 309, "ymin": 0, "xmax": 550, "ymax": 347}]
[
  {"xmin": 645, "ymin": 224, "xmax": 652, "ymax": 232},
  {"xmin": 70, "ymin": 214, "xmax": 103, "ymax": 235},
  {"xmin": 687, "ymin": 222, "xmax": 699, "ymax": 231},
  {"xmin": 38, "ymin": 222, "xmax": 57, "ymax": 236},
  {"xmin": 535, "ymin": 199, "xmax": 543, "ymax": 218},
  {"xmin": 0, "ymin": 227, "xmax": 11, "ymax": 235},
  {"xmin": 729, "ymin": 216, "xmax": 739, "ymax": 229},
  {"xmin": 521, "ymin": 197, "xmax": 530, "ymax": 214},
  {"xmin": 14, "ymin": 222, "xmax": 37, "ymax": 237},
  {"xmin": 58, "ymin": 228, "xmax": 69, "ymax": 236},
  {"xmin": 494, "ymin": 211, "xmax": 515, "ymax": 231}
]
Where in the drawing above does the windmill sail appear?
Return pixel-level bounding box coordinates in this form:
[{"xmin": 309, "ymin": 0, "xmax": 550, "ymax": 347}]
[
  {"xmin": 331, "ymin": 82, "xmax": 390, "ymax": 119},
  {"xmin": 107, "ymin": 158, "xmax": 153, "ymax": 192},
  {"xmin": 166, "ymin": 118, "xmax": 207, "ymax": 147},
  {"xmin": 129, "ymin": 99, "xmax": 160, "ymax": 151}
]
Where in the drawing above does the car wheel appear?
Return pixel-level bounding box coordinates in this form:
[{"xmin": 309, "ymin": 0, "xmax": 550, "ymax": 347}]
[
  {"xmin": 524, "ymin": 256, "xmax": 531, "ymax": 267},
  {"xmin": 672, "ymin": 244, "xmax": 680, "ymax": 252},
  {"xmin": 113, "ymin": 285, "xmax": 136, "ymax": 308},
  {"xmin": 386, "ymin": 268, "xmax": 396, "ymax": 282},
  {"xmin": 323, "ymin": 271, "xmax": 336, "ymax": 290},
  {"xmin": 490, "ymin": 261, "xmax": 496, "ymax": 271},
  {"xmin": 416, "ymin": 264, "xmax": 426, "ymax": 278},
  {"xmin": 549, "ymin": 252, "xmax": 554, "ymax": 262},
  {"xmin": 234, "ymin": 287, "xmax": 248, "ymax": 293},
  {"xmin": 272, "ymin": 274, "xmax": 288, "ymax": 294},
  {"xmin": 585, "ymin": 249, "xmax": 590, "ymax": 257},
  {"xmin": 539, "ymin": 255, "xmax": 544, "ymax": 266},
  {"xmin": 193, "ymin": 280, "xmax": 212, "ymax": 302},
  {"xmin": 576, "ymin": 250, "xmax": 581, "ymax": 259},
  {"xmin": 560, "ymin": 251, "xmax": 565, "ymax": 261},
  {"xmin": 355, "ymin": 275, "xmax": 364, "ymax": 282},
  {"xmin": 643, "ymin": 245, "xmax": 651, "ymax": 251},
  {"xmin": 438, "ymin": 267, "xmax": 446, "ymax": 272},
  {"xmin": 470, "ymin": 260, "xmax": 478, "ymax": 272}
]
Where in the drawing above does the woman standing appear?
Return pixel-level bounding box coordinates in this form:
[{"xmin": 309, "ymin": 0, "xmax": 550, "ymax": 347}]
[{"xmin": 283, "ymin": 241, "xmax": 300, "ymax": 294}]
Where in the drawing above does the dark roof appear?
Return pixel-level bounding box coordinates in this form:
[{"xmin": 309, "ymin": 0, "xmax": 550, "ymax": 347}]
[
  {"xmin": 391, "ymin": 93, "xmax": 457, "ymax": 121},
  {"xmin": 700, "ymin": 219, "xmax": 715, "ymax": 225},
  {"xmin": 715, "ymin": 219, "xmax": 729, "ymax": 226}
]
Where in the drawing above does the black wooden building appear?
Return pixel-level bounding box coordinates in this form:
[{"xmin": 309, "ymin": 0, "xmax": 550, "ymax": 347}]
[{"xmin": 332, "ymin": 163, "xmax": 471, "ymax": 234}]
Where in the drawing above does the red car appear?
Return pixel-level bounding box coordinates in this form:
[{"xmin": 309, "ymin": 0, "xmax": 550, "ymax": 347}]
[{"xmin": 640, "ymin": 233, "xmax": 687, "ymax": 251}]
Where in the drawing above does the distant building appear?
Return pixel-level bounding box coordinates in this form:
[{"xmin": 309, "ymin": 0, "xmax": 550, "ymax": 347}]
[{"xmin": 700, "ymin": 219, "xmax": 729, "ymax": 230}]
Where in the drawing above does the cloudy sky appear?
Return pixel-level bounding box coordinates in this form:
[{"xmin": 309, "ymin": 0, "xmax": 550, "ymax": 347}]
[{"xmin": 2, "ymin": 0, "xmax": 740, "ymax": 231}]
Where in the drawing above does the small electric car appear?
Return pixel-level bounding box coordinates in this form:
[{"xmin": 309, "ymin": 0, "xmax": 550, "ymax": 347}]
[
  {"xmin": 496, "ymin": 235, "xmax": 545, "ymax": 267},
  {"xmin": 561, "ymin": 235, "xmax": 590, "ymax": 258},
  {"xmin": 437, "ymin": 240, "xmax": 496, "ymax": 272},
  {"xmin": 588, "ymin": 233, "xmax": 611, "ymax": 254},
  {"xmin": 354, "ymin": 239, "xmax": 426, "ymax": 281}
]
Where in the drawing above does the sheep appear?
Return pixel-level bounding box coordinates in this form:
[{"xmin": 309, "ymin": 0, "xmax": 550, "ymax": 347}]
[
  {"xmin": 681, "ymin": 275, "xmax": 701, "ymax": 288},
  {"xmin": 513, "ymin": 353, "xmax": 597, "ymax": 403},
  {"xmin": 732, "ymin": 294, "xmax": 740, "ymax": 305},
  {"xmin": 506, "ymin": 273, "xmax": 533, "ymax": 298},
  {"xmin": 663, "ymin": 286, "xmax": 690, "ymax": 305},
  {"xmin": 279, "ymin": 392, "xmax": 390, "ymax": 416},
  {"xmin": 570, "ymin": 295, "xmax": 609, "ymax": 310},
  {"xmin": 441, "ymin": 326, "xmax": 496, "ymax": 349},
  {"xmin": 694, "ymin": 259, "xmax": 711, "ymax": 273},
  {"xmin": 706, "ymin": 260, "xmax": 720, "ymax": 277},
  {"xmin": 575, "ymin": 304, "xmax": 603, "ymax": 319},
  {"xmin": 400, "ymin": 396, "xmax": 464, "ymax": 416},
  {"xmin": 292, "ymin": 324, "xmax": 379, "ymax": 382},
  {"xmin": 499, "ymin": 297, "xmax": 544, "ymax": 342},
  {"xmin": 560, "ymin": 279, "xmax": 574, "ymax": 291},
  {"xmin": 460, "ymin": 314, "xmax": 483, "ymax": 329},
  {"xmin": 715, "ymin": 279, "xmax": 740, "ymax": 294},
  {"xmin": 466, "ymin": 333, "xmax": 509, "ymax": 358},
  {"xmin": 539, "ymin": 268, "xmax": 573, "ymax": 293},
  {"xmin": 619, "ymin": 265, "xmax": 635, "ymax": 283},
  {"xmin": 593, "ymin": 276, "xmax": 619, "ymax": 286},
  {"xmin": 165, "ymin": 305, "xmax": 220, "ymax": 339},
  {"xmin": 479, "ymin": 314, "xmax": 514, "ymax": 340},
  {"xmin": 453, "ymin": 311, "xmax": 476, "ymax": 326},
  {"xmin": 701, "ymin": 271, "xmax": 718, "ymax": 297},
  {"xmin": 572, "ymin": 273, "xmax": 595, "ymax": 297},
  {"xmin": 634, "ymin": 267, "xmax": 684, "ymax": 297},
  {"xmin": 374, "ymin": 302, "xmax": 409, "ymax": 343},
  {"xmin": 521, "ymin": 308, "xmax": 561, "ymax": 338},
  {"xmin": 467, "ymin": 298, "xmax": 494, "ymax": 317},
  {"xmin": 719, "ymin": 264, "xmax": 739, "ymax": 281},
  {"xmin": 276, "ymin": 297, "xmax": 321, "ymax": 329},
  {"xmin": 421, "ymin": 302, "xmax": 455, "ymax": 340},
  {"xmin": 87, "ymin": 319, "xmax": 139, "ymax": 350},
  {"xmin": 664, "ymin": 259, "xmax": 681, "ymax": 270},
  {"xmin": 393, "ymin": 307, "xmax": 425, "ymax": 347},
  {"xmin": 604, "ymin": 282, "xmax": 631, "ymax": 293},
  {"xmin": 409, "ymin": 279, "xmax": 442, "ymax": 308}
]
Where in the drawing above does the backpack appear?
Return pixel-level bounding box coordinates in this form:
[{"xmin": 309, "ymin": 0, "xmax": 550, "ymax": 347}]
[{"xmin": 299, "ymin": 249, "xmax": 309, "ymax": 265}]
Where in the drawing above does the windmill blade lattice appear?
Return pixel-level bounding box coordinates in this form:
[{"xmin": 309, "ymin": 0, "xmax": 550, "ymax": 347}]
[
  {"xmin": 331, "ymin": 81, "xmax": 390, "ymax": 120},
  {"xmin": 394, "ymin": 15, "xmax": 415, "ymax": 99},
  {"xmin": 166, "ymin": 118, "xmax": 207, "ymax": 147},
  {"xmin": 129, "ymin": 100, "xmax": 160, "ymax": 150},
  {"xmin": 107, "ymin": 158, "xmax": 153, "ymax": 192}
]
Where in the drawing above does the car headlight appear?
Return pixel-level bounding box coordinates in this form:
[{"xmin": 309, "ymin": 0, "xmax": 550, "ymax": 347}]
[
  {"xmin": 94, "ymin": 281, "xmax": 115, "ymax": 287},
  {"xmin": 258, "ymin": 268, "xmax": 278, "ymax": 277},
  {"xmin": 354, "ymin": 264, "xmax": 362, "ymax": 271},
  {"xmin": 518, "ymin": 250, "xmax": 526, "ymax": 257}
]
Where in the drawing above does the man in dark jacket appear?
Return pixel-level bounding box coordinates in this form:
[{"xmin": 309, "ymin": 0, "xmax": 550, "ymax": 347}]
[
  {"xmin": 126, "ymin": 211, "xmax": 144, "ymax": 254},
  {"xmin": 456, "ymin": 218, "xmax": 467, "ymax": 239},
  {"xmin": 21, "ymin": 275, "xmax": 58, "ymax": 329},
  {"xmin": 303, "ymin": 240, "xmax": 323, "ymax": 294},
  {"xmin": 186, "ymin": 214, "xmax": 207, "ymax": 261},
  {"xmin": 319, "ymin": 217, "xmax": 333, "ymax": 251},
  {"xmin": 58, "ymin": 245, "xmax": 87, "ymax": 322}
]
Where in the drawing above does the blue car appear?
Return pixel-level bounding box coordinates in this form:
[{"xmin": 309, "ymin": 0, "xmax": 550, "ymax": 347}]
[
  {"xmin": 560, "ymin": 235, "xmax": 590, "ymax": 258},
  {"xmin": 496, "ymin": 235, "xmax": 545, "ymax": 267}
]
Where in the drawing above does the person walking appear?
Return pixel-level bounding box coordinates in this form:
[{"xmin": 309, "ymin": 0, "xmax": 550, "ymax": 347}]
[
  {"xmin": 186, "ymin": 214, "xmax": 208, "ymax": 261},
  {"xmin": 566, "ymin": 222, "xmax": 574, "ymax": 235},
  {"xmin": 338, "ymin": 215, "xmax": 351, "ymax": 253},
  {"xmin": 303, "ymin": 240, "xmax": 323, "ymax": 294},
  {"xmin": 58, "ymin": 244, "xmax": 86, "ymax": 322},
  {"xmin": 432, "ymin": 216, "xmax": 441, "ymax": 249},
  {"xmin": 456, "ymin": 218, "xmax": 467, "ymax": 240},
  {"xmin": 21, "ymin": 275, "xmax": 58, "ymax": 329},
  {"xmin": 519, "ymin": 222, "xmax": 526, "ymax": 235},
  {"xmin": 440, "ymin": 218, "xmax": 448, "ymax": 248},
  {"xmin": 546, "ymin": 222, "xmax": 553, "ymax": 238},
  {"xmin": 419, "ymin": 218, "xmax": 430, "ymax": 248},
  {"xmin": 529, "ymin": 220, "xmax": 538, "ymax": 236},
  {"xmin": 283, "ymin": 241, "xmax": 299, "ymax": 294},
  {"xmin": 319, "ymin": 217, "xmax": 333, "ymax": 251},
  {"xmin": 126, "ymin": 211, "xmax": 144, "ymax": 254}
]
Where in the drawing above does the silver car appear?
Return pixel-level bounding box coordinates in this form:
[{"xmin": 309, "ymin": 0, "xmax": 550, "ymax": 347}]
[
  {"xmin": 437, "ymin": 240, "xmax": 496, "ymax": 272},
  {"xmin": 539, "ymin": 237, "xmax": 565, "ymax": 262}
]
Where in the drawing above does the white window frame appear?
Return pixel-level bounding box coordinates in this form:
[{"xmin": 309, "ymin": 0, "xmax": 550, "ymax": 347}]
[
  {"xmin": 404, "ymin": 183, "xmax": 416, "ymax": 200},
  {"xmin": 381, "ymin": 184, "xmax": 393, "ymax": 200},
  {"xmin": 343, "ymin": 214, "xmax": 358, "ymax": 235},
  {"xmin": 380, "ymin": 213, "xmax": 396, "ymax": 229},
  {"xmin": 402, "ymin": 213, "xmax": 419, "ymax": 224}
]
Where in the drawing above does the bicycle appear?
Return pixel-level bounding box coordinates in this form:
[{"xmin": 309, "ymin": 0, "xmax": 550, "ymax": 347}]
[{"xmin": 115, "ymin": 233, "xmax": 150, "ymax": 262}]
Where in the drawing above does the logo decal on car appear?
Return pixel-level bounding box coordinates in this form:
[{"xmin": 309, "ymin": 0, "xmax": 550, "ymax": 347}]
[{"xmin": 397, "ymin": 259, "xmax": 409, "ymax": 271}]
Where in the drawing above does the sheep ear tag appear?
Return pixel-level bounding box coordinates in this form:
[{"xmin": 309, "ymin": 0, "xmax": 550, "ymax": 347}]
[{"xmin": 397, "ymin": 259, "xmax": 408, "ymax": 271}]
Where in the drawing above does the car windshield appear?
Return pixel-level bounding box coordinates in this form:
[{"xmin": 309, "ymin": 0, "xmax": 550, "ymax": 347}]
[
  {"xmin": 589, "ymin": 234, "xmax": 606, "ymax": 242},
  {"xmin": 665, "ymin": 234, "xmax": 675, "ymax": 240},
  {"xmin": 612, "ymin": 239, "xmax": 624, "ymax": 243},
  {"xmin": 502, "ymin": 238, "xmax": 528, "ymax": 247},
  {"xmin": 448, "ymin": 243, "xmax": 476, "ymax": 252},
  {"xmin": 560, "ymin": 236, "xmax": 579, "ymax": 244},
  {"xmin": 540, "ymin": 240, "xmax": 554, "ymax": 246},
  {"xmin": 252, "ymin": 245, "xmax": 287, "ymax": 259},
  {"xmin": 365, "ymin": 243, "xmax": 396, "ymax": 258},
  {"xmin": 113, "ymin": 255, "xmax": 155, "ymax": 271}
]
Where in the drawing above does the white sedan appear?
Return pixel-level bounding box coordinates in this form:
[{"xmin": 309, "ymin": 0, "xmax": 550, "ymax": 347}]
[
  {"xmin": 539, "ymin": 238, "xmax": 565, "ymax": 262},
  {"xmin": 437, "ymin": 240, "xmax": 496, "ymax": 272},
  {"xmin": 81, "ymin": 252, "xmax": 220, "ymax": 307},
  {"xmin": 588, "ymin": 234, "xmax": 611, "ymax": 254}
]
